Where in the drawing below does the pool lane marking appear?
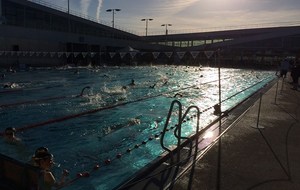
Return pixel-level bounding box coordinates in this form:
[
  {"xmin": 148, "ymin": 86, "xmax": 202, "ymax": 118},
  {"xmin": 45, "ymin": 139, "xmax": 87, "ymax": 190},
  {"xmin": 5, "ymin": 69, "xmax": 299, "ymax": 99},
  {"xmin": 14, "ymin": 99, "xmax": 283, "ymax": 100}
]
[{"xmin": 0, "ymin": 96, "xmax": 69, "ymax": 108}]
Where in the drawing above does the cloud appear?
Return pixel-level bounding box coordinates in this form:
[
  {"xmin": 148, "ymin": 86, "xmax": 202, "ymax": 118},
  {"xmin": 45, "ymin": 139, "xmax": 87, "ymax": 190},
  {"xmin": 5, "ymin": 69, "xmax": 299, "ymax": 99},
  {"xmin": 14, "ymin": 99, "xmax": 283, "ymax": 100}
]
[
  {"xmin": 80, "ymin": 0, "xmax": 92, "ymax": 16},
  {"xmin": 167, "ymin": 8, "xmax": 300, "ymax": 33},
  {"xmin": 96, "ymin": 0, "xmax": 103, "ymax": 22},
  {"xmin": 139, "ymin": 0, "xmax": 198, "ymax": 17}
]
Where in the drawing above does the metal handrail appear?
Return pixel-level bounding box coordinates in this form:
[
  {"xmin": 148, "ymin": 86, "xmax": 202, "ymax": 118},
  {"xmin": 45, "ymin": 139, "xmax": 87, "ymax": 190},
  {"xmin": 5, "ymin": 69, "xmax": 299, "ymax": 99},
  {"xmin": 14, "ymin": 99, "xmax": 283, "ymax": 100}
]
[{"xmin": 160, "ymin": 100, "xmax": 201, "ymax": 165}]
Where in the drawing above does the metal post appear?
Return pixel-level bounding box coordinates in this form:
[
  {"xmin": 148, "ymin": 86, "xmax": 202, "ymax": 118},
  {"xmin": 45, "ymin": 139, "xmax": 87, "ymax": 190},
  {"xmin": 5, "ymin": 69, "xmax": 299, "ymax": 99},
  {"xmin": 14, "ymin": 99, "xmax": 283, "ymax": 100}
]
[
  {"xmin": 216, "ymin": 49, "xmax": 222, "ymax": 190},
  {"xmin": 274, "ymin": 80, "xmax": 279, "ymax": 104},
  {"xmin": 67, "ymin": 0, "xmax": 70, "ymax": 33},
  {"xmin": 161, "ymin": 24, "xmax": 172, "ymax": 45},
  {"xmin": 280, "ymin": 77, "xmax": 285, "ymax": 94},
  {"xmin": 0, "ymin": 0, "xmax": 2, "ymax": 24},
  {"xmin": 141, "ymin": 18, "xmax": 153, "ymax": 36},
  {"xmin": 256, "ymin": 93, "xmax": 263, "ymax": 128},
  {"xmin": 146, "ymin": 19, "xmax": 149, "ymax": 36},
  {"xmin": 106, "ymin": 9, "xmax": 121, "ymax": 28},
  {"xmin": 112, "ymin": 9, "xmax": 115, "ymax": 28}
]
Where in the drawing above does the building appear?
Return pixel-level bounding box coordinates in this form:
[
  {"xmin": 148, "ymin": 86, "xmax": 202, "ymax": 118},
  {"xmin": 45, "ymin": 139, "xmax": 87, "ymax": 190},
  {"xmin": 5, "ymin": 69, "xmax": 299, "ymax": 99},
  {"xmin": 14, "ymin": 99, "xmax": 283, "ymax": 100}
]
[{"xmin": 0, "ymin": 0, "xmax": 300, "ymax": 68}]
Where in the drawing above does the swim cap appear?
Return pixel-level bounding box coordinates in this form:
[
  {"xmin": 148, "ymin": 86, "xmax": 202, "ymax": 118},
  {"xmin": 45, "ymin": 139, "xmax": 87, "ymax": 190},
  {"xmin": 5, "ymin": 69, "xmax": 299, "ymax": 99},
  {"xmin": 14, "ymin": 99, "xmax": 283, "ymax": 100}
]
[
  {"xmin": 34, "ymin": 151, "xmax": 53, "ymax": 160},
  {"xmin": 5, "ymin": 127, "xmax": 16, "ymax": 135},
  {"xmin": 33, "ymin": 147, "xmax": 52, "ymax": 160},
  {"xmin": 5, "ymin": 127, "xmax": 16, "ymax": 132},
  {"xmin": 35, "ymin": 147, "xmax": 49, "ymax": 155}
]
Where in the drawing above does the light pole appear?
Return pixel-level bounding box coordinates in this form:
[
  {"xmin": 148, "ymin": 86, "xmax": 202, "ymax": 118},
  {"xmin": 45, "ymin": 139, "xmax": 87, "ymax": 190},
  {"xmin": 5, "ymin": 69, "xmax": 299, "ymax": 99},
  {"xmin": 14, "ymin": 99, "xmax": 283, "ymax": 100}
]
[
  {"xmin": 141, "ymin": 18, "xmax": 153, "ymax": 36},
  {"xmin": 161, "ymin": 24, "xmax": 172, "ymax": 45},
  {"xmin": 106, "ymin": 9, "xmax": 121, "ymax": 28},
  {"xmin": 161, "ymin": 24, "xmax": 172, "ymax": 35}
]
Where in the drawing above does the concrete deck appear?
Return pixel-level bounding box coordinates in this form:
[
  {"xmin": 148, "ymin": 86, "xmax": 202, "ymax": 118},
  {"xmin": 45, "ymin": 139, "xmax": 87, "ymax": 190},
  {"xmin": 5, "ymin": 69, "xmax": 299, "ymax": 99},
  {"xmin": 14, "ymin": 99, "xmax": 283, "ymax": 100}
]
[{"xmin": 173, "ymin": 78, "xmax": 300, "ymax": 190}]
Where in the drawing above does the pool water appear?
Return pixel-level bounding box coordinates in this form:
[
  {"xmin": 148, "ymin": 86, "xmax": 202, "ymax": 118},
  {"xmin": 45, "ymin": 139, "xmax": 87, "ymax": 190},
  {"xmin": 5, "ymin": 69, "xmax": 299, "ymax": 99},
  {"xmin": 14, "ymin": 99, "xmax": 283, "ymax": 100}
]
[{"xmin": 0, "ymin": 66, "xmax": 275, "ymax": 190}]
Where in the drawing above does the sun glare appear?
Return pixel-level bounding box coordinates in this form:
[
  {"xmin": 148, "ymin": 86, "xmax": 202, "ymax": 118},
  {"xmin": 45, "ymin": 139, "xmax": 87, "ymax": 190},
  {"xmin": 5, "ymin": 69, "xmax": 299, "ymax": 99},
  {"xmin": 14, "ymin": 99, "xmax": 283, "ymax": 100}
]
[{"xmin": 203, "ymin": 131, "xmax": 214, "ymax": 139}]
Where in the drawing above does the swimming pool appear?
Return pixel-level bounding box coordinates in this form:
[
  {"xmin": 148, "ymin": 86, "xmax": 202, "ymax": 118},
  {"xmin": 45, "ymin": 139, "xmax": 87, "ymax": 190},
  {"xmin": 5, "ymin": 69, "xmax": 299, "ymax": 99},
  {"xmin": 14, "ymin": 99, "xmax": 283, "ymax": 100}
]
[{"xmin": 0, "ymin": 65, "xmax": 276, "ymax": 189}]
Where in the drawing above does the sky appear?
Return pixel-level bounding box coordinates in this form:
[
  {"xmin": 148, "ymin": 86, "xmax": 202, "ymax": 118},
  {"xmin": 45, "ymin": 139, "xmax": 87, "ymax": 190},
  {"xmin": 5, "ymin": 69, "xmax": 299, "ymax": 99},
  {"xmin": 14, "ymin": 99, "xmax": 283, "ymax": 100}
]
[{"xmin": 42, "ymin": 0, "xmax": 300, "ymax": 35}]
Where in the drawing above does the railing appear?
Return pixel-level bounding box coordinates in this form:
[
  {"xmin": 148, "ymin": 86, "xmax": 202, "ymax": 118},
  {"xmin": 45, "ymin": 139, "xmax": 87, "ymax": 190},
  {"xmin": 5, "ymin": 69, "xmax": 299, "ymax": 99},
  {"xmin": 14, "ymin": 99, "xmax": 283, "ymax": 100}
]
[{"xmin": 160, "ymin": 100, "xmax": 201, "ymax": 166}]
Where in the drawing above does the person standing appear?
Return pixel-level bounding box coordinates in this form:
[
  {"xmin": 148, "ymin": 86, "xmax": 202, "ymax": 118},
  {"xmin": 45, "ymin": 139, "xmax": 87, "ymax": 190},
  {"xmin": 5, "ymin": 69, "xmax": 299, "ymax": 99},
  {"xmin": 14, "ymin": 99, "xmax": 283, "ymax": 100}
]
[
  {"xmin": 291, "ymin": 62, "xmax": 300, "ymax": 90},
  {"xmin": 279, "ymin": 58, "xmax": 290, "ymax": 78}
]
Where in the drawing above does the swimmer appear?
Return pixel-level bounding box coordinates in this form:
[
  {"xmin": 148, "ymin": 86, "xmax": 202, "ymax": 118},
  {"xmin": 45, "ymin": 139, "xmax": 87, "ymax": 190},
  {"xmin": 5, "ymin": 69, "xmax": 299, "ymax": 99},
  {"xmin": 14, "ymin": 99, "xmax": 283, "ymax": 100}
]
[
  {"xmin": 149, "ymin": 83, "xmax": 156, "ymax": 89},
  {"xmin": 127, "ymin": 118, "xmax": 141, "ymax": 126},
  {"xmin": 129, "ymin": 79, "xmax": 135, "ymax": 86},
  {"xmin": 3, "ymin": 83, "xmax": 12, "ymax": 88},
  {"xmin": 173, "ymin": 93, "xmax": 183, "ymax": 98},
  {"xmin": 3, "ymin": 82, "xmax": 18, "ymax": 89},
  {"xmin": 31, "ymin": 146, "xmax": 50, "ymax": 166},
  {"xmin": 102, "ymin": 117, "xmax": 141, "ymax": 135},
  {"xmin": 32, "ymin": 147, "xmax": 69, "ymax": 189},
  {"xmin": 79, "ymin": 86, "xmax": 91, "ymax": 97},
  {"xmin": 3, "ymin": 127, "xmax": 21, "ymax": 144}
]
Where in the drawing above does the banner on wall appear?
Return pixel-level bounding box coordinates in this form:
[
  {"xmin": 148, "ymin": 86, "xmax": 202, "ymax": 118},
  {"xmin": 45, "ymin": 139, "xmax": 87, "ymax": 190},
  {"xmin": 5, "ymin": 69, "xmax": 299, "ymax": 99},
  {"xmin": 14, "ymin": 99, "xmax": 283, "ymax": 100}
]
[
  {"xmin": 57, "ymin": 52, "xmax": 64, "ymax": 58},
  {"xmin": 50, "ymin": 52, "xmax": 56, "ymax": 57},
  {"xmin": 164, "ymin": 52, "xmax": 173, "ymax": 58},
  {"xmin": 120, "ymin": 52, "xmax": 127, "ymax": 59},
  {"xmin": 176, "ymin": 52, "xmax": 186, "ymax": 60},
  {"xmin": 74, "ymin": 52, "xmax": 80, "ymax": 58},
  {"xmin": 43, "ymin": 52, "xmax": 48, "ymax": 57},
  {"xmin": 190, "ymin": 51, "xmax": 199, "ymax": 59},
  {"xmin": 29, "ymin": 51, "xmax": 35, "ymax": 56},
  {"xmin": 91, "ymin": 52, "xmax": 96, "ymax": 57},
  {"xmin": 66, "ymin": 52, "xmax": 72, "ymax": 58},
  {"xmin": 130, "ymin": 52, "xmax": 137, "ymax": 58},
  {"xmin": 204, "ymin": 51, "xmax": 214, "ymax": 59},
  {"xmin": 23, "ymin": 51, "xmax": 28, "ymax": 56},
  {"xmin": 0, "ymin": 51, "xmax": 4, "ymax": 56},
  {"xmin": 109, "ymin": 52, "xmax": 116, "ymax": 58},
  {"xmin": 82, "ymin": 52, "xmax": 88, "ymax": 58},
  {"xmin": 152, "ymin": 52, "xmax": 160, "ymax": 59}
]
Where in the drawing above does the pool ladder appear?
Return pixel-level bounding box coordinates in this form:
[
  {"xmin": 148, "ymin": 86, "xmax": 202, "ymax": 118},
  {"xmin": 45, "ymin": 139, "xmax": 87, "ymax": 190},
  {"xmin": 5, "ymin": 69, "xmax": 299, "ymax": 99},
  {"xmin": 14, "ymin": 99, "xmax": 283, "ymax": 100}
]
[{"xmin": 160, "ymin": 100, "xmax": 201, "ymax": 165}]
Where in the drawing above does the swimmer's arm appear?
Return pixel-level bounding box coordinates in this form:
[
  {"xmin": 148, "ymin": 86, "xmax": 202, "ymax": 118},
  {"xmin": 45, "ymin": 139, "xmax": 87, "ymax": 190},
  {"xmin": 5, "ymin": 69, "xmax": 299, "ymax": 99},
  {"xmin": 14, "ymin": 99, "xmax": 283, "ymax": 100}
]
[
  {"xmin": 44, "ymin": 171, "xmax": 56, "ymax": 186},
  {"xmin": 54, "ymin": 169, "xmax": 69, "ymax": 188}
]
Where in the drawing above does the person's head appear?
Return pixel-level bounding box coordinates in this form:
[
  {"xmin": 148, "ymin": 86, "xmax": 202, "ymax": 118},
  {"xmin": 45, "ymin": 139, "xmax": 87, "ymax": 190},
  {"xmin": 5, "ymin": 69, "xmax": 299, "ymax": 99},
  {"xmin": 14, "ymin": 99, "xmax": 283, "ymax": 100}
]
[
  {"xmin": 131, "ymin": 79, "xmax": 135, "ymax": 85},
  {"xmin": 4, "ymin": 127, "xmax": 16, "ymax": 138},
  {"xmin": 35, "ymin": 146, "xmax": 49, "ymax": 155},
  {"xmin": 33, "ymin": 147, "xmax": 54, "ymax": 170}
]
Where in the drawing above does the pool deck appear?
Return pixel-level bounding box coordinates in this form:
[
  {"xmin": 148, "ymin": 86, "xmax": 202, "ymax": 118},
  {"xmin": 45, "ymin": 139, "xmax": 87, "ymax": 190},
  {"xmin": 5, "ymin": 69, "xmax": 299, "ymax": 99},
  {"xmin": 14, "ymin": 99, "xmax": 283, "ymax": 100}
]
[{"xmin": 173, "ymin": 78, "xmax": 300, "ymax": 190}]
